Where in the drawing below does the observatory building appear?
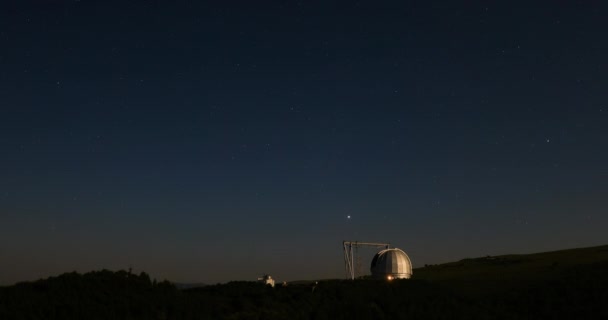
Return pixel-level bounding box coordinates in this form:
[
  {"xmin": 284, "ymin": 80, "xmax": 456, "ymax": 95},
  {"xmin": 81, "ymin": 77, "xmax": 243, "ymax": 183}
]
[{"xmin": 370, "ymin": 248, "xmax": 413, "ymax": 279}]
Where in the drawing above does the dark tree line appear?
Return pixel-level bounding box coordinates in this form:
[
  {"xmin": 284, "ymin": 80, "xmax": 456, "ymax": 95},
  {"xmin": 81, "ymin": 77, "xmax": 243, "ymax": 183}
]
[{"xmin": 1, "ymin": 262, "xmax": 607, "ymax": 320}]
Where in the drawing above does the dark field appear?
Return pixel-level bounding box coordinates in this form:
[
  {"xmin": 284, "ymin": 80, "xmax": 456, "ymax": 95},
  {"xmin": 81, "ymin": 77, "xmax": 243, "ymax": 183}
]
[{"xmin": 2, "ymin": 245, "xmax": 607, "ymax": 319}]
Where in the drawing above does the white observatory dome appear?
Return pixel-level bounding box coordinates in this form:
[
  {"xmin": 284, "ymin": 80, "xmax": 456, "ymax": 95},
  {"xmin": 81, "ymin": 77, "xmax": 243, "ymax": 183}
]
[{"xmin": 370, "ymin": 248, "xmax": 413, "ymax": 279}]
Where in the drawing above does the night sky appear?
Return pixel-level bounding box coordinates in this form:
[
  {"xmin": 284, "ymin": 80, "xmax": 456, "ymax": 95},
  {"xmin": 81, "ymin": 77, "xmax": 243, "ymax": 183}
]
[{"xmin": 1, "ymin": 0, "xmax": 607, "ymax": 285}]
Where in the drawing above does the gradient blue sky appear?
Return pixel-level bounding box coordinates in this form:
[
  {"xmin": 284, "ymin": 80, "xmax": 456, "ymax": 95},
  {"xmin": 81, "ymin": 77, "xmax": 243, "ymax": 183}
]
[{"xmin": 1, "ymin": 0, "xmax": 607, "ymax": 285}]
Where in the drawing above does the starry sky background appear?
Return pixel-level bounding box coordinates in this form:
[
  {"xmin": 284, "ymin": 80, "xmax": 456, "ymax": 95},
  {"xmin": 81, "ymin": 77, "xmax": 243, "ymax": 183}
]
[{"xmin": 1, "ymin": 0, "xmax": 607, "ymax": 285}]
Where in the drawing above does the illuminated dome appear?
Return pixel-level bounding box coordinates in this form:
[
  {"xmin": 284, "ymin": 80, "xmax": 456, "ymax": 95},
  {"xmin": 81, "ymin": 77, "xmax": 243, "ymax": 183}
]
[{"xmin": 370, "ymin": 248, "xmax": 413, "ymax": 279}]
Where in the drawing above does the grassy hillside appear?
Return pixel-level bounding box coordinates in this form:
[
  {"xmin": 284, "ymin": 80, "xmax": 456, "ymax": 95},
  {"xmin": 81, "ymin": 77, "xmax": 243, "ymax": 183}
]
[{"xmin": 413, "ymin": 244, "xmax": 608, "ymax": 296}]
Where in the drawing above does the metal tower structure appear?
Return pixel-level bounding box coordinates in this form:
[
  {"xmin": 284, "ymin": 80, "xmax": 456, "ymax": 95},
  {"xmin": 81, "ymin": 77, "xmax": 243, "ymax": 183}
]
[{"xmin": 343, "ymin": 241, "xmax": 390, "ymax": 280}]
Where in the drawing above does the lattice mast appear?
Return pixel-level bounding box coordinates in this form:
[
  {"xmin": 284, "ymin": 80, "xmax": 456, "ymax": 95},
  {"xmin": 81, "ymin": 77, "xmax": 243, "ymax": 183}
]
[{"xmin": 343, "ymin": 241, "xmax": 390, "ymax": 280}]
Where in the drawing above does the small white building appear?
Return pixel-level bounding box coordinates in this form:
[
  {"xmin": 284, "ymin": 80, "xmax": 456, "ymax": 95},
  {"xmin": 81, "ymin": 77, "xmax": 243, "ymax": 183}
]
[{"xmin": 257, "ymin": 274, "xmax": 275, "ymax": 287}]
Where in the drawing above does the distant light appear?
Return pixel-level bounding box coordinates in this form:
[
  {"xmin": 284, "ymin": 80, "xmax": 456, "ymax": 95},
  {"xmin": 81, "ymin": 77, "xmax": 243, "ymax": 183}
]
[
  {"xmin": 387, "ymin": 275, "xmax": 393, "ymax": 281},
  {"xmin": 347, "ymin": 215, "xmax": 351, "ymax": 219}
]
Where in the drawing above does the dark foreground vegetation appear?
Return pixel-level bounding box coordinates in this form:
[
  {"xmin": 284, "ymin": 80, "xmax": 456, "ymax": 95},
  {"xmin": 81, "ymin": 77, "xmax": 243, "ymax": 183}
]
[{"xmin": 1, "ymin": 245, "xmax": 608, "ymax": 319}]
